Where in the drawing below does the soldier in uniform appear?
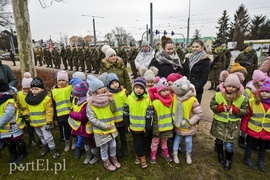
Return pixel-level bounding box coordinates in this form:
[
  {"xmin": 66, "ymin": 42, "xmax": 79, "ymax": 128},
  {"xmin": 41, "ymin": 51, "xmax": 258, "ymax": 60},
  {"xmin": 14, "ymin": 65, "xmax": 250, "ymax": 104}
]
[
  {"xmin": 84, "ymin": 45, "xmax": 92, "ymax": 73},
  {"xmin": 66, "ymin": 45, "xmax": 73, "ymax": 70},
  {"xmin": 35, "ymin": 47, "xmax": 43, "ymax": 66},
  {"xmin": 175, "ymin": 43, "xmax": 185, "ymax": 62},
  {"xmin": 43, "ymin": 48, "xmax": 52, "ymax": 68},
  {"xmin": 208, "ymin": 44, "xmax": 226, "ymax": 90},
  {"xmin": 117, "ymin": 45, "xmax": 128, "ymax": 67},
  {"xmin": 234, "ymin": 42, "xmax": 258, "ymax": 86},
  {"xmin": 220, "ymin": 41, "xmax": 232, "ymax": 70},
  {"xmin": 128, "ymin": 44, "xmax": 139, "ymax": 77},
  {"xmin": 60, "ymin": 44, "xmax": 67, "ymax": 70},
  {"xmin": 72, "ymin": 44, "xmax": 78, "ymax": 71},
  {"xmin": 52, "ymin": 47, "xmax": 61, "ymax": 69},
  {"xmin": 77, "ymin": 44, "xmax": 85, "ymax": 72},
  {"xmin": 91, "ymin": 45, "xmax": 100, "ymax": 74}
]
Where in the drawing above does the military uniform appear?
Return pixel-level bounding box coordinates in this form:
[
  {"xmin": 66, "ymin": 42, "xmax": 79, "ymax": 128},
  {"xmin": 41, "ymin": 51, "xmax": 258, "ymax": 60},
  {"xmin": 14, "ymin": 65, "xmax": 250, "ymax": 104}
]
[
  {"xmin": 77, "ymin": 45, "xmax": 85, "ymax": 72},
  {"xmin": 234, "ymin": 47, "xmax": 258, "ymax": 86},
  {"xmin": 117, "ymin": 46, "xmax": 128, "ymax": 67},
  {"xmin": 72, "ymin": 46, "xmax": 78, "ymax": 71},
  {"xmin": 175, "ymin": 45, "xmax": 185, "ymax": 62},
  {"xmin": 84, "ymin": 46, "xmax": 92, "ymax": 73},
  {"xmin": 44, "ymin": 48, "xmax": 53, "ymax": 68},
  {"xmin": 52, "ymin": 47, "xmax": 61, "ymax": 69},
  {"xmin": 60, "ymin": 45, "xmax": 67, "ymax": 70},
  {"xmin": 128, "ymin": 45, "xmax": 139, "ymax": 76},
  {"xmin": 93, "ymin": 46, "xmax": 103, "ymax": 74},
  {"xmin": 35, "ymin": 47, "xmax": 43, "ymax": 66},
  {"xmin": 66, "ymin": 45, "xmax": 72, "ymax": 70}
]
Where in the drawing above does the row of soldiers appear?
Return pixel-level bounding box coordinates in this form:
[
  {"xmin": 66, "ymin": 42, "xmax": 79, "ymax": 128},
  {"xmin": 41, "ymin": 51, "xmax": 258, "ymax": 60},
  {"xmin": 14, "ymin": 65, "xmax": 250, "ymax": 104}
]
[{"xmin": 34, "ymin": 44, "xmax": 140, "ymax": 75}]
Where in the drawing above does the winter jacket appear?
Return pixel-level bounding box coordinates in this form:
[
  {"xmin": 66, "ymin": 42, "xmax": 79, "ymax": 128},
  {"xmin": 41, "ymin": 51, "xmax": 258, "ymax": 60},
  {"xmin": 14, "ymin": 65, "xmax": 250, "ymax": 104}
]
[
  {"xmin": 86, "ymin": 101, "xmax": 118, "ymax": 147},
  {"xmin": 100, "ymin": 57, "xmax": 132, "ymax": 94},
  {"xmin": 149, "ymin": 57, "xmax": 182, "ymax": 78},
  {"xmin": 210, "ymin": 93, "xmax": 248, "ymax": 142},
  {"xmin": 135, "ymin": 48, "xmax": 155, "ymax": 69},
  {"xmin": 181, "ymin": 54, "xmax": 211, "ymax": 95},
  {"xmin": 0, "ymin": 63, "xmax": 18, "ymax": 87},
  {"xmin": 240, "ymin": 99, "xmax": 270, "ymax": 141}
]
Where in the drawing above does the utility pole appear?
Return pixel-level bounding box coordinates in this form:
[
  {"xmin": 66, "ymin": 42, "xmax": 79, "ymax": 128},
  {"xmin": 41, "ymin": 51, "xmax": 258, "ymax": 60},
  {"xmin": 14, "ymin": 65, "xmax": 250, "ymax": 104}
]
[
  {"xmin": 82, "ymin": 14, "xmax": 105, "ymax": 47},
  {"xmin": 150, "ymin": 3, "xmax": 153, "ymax": 48},
  {"xmin": 186, "ymin": 0, "xmax": 191, "ymax": 48}
]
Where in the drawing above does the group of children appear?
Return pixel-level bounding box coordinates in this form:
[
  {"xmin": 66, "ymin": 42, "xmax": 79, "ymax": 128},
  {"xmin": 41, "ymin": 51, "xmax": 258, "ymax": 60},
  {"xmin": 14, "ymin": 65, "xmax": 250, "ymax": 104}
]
[{"xmin": 1, "ymin": 59, "xmax": 270, "ymax": 173}]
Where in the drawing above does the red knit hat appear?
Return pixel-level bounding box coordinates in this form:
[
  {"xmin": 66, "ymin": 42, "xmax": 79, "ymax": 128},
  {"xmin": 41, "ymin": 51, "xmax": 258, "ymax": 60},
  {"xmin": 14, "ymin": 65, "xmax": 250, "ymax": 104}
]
[{"xmin": 167, "ymin": 73, "xmax": 183, "ymax": 82}]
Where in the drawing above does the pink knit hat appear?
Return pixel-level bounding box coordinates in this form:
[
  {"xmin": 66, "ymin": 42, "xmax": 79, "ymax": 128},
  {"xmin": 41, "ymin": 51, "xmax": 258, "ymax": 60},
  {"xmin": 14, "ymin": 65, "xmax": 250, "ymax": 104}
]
[
  {"xmin": 167, "ymin": 73, "xmax": 183, "ymax": 82},
  {"xmin": 57, "ymin": 70, "xmax": 69, "ymax": 82},
  {"xmin": 154, "ymin": 76, "xmax": 169, "ymax": 92},
  {"xmin": 252, "ymin": 70, "xmax": 268, "ymax": 83},
  {"xmin": 259, "ymin": 78, "xmax": 270, "ymax": 92},
  {"xmin": 21, "ymin": 72, "xmax": 33, "ymax": 88},
  {"xmin": 224, "ymin": 74, "xmax": 241, "ymax": 88}
]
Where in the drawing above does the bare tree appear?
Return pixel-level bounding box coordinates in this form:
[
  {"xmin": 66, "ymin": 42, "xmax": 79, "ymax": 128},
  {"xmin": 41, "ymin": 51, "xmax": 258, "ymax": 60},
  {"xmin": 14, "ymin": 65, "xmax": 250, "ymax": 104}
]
[
  {"xmin": 38, "ymin": 0, "xmax": 65, "ymax": 9},
  {"xmin": 64, "ymin": 35, "xmax": 69, "ymax": 46},
  {"xmin": 0, "ymin": 0, "xmax": 13, "ymax": 27},
  {"xmin": 111, "ymin": 27, "xmax": 133, "ymax": 46}
]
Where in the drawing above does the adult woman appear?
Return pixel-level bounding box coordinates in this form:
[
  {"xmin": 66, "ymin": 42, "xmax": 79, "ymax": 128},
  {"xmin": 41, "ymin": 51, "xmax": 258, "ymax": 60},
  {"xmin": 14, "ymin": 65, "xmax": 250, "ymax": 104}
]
[
  {"xmin": 181, "ymin": 40, "xmax": 211, "ymax": 103},
  {"xmin": 149, "ymin": 36, "xmax": 182, "ymax": 78},
  {"xmin": 100, "ymin": 45, "xmax": 132, "ymax": 94}
]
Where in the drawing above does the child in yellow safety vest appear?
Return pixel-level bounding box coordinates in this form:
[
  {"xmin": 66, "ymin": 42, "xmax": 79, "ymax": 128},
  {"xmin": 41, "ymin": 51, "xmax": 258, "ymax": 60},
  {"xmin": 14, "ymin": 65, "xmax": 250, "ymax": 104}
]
[
  {"xmin": 0, "ymin": 79, "xmax": 27, "ymax": 164},
  {"xmin": 68, "ymin": 81, "xmax": 100, "ymax": 165},
  {"xmin": 86, "ymin": 75, "xmax": 120, "ymax": 172},
  {"xmin": 123, "ymin": 77, "xmax": 154, "ymax": 169},
  {"xmin": 25, "ymin": 77, "xmax": 60, "ymax": 159},
  {"xmin": 241, "ymin": 78, "xmax": 270, "ymax": 172},
  {"xmin": 51, "ymin": 71, "xmax": 73, "ymax": 152},
  {"xmin": 210, "ymin": 73, "xmax": 248, "ymax": 170},
  {"xmin": 98, "ymin": 72, "xmax": 129, "ymax": 158},
  {"xmin": 17, "ymin": 72, "xmax": 37, "ymax": 147},
  {"xmin": 171, "ymin": 76, "xmax": 202, "ymax": 165},
  {"xmin": 148, "ymin": 76, "xmax": 173, "ymax": 164}
]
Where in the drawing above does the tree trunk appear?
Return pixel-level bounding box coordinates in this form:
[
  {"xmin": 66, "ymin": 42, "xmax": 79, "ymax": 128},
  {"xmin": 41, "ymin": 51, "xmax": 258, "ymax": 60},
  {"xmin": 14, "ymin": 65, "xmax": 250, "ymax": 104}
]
[{"xmin": 12, "ymin": 0, "xmax": 36, "ymax": 77}]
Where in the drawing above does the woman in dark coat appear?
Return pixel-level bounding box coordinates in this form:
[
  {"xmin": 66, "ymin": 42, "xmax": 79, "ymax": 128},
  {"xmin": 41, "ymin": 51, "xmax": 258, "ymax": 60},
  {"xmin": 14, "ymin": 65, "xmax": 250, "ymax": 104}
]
[
  {"xmin": 181, "ymin": 40, "xmax": 211, "ymax": 103},
  {"xmin": 149, "ymin": 36, "xmax": 182, "ymax": 78}
]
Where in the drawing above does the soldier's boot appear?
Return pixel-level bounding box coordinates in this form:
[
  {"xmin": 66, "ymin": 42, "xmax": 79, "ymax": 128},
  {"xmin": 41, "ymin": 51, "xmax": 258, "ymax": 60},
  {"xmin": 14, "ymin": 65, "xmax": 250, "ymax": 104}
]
[
  {"xmin": 224, "ymin": 150, "xmax": 233, "ymax": 170},
  {"xmin": 7, "ymin": 140, "xmax": 17, "ymax": 163},
  {"xmin": 83, "ymin": 145, "xmax": 93, "ymax": 165},
  {"xmin": 216, "ymin": 144, "xmax": 224, "ymax": 165},
  {"xmin": 15, "ymin": 139, "xmax": 27, "ymax": 164}
]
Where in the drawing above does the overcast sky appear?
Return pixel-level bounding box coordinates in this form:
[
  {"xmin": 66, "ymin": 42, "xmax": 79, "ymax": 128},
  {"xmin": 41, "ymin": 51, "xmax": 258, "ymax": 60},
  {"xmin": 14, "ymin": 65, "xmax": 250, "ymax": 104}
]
[{"xmin": 25, "ymin": 0, "xmax": 270, "ymax": 42}]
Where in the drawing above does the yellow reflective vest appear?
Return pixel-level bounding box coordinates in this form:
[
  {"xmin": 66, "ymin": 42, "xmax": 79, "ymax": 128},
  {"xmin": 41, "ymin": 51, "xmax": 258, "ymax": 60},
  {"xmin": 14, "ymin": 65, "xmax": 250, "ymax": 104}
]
[
  {"xmin": 52, "ymin": 85, "xmax": 72, "ymax": 116},
  {"xmin": 152, "ymin": 99, "xmax": 173, "ymax": 132},
  {"xmin": 127, "ymin": 95, "xmax": 151, "ymax": 132},
  {"xmin": 172, "ymin": 95, "xmax": 197, "ymax": 131},
  {"xmin": 248, "ymin": 98, "xmax": 270, "ymax": 132},
  {"xmin": 113, "ymin": 89, "xmax": 127, "ymax": 123},
  {"xmin": 245, "ymin": 88, "xmax": 254, "ymax": 99},
  {"xmin": 214, "ymin": 92, "xmax": 245, "ymax": 122},
  {"xmin": 90, "ymin": 104, "xmax": 116, "ymax": 134},
  {"xmin": 27, "ymin": 96, "xmax": 52, "ymax": 127},
  {"xmin": 0, "ymin": 98, "xmax": 24, "ymax": 133}
]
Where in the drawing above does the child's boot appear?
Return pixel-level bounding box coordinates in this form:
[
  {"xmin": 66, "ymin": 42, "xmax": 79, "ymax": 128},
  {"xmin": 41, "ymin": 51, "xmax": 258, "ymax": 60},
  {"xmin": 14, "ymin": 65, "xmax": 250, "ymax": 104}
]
[
  {"xmin": 216, "ymin": 144, "xmax": 224, "ymax": 165},
  {"xmin": 224, "ymin": 150, "xmax": 233, "ymax": 170},
  {"xmin": 83, "ymin": 145, "xmax": 93, "ymax": 165},
  {"xmin": 50, "ymin": 148, "xmax": 60, "ymax": 159},
  {"xmin": 110, "ymin": 156, "xmax": 121, "ymax": 169},
  {"xmin": 150, "ymin": 150, "xmax": 157, "ymax": 164},
  {"xmin": 140, "ymin": 155, "xmax": 148, "ymax": 168},
  {"xmin": 135, "ymin": 155, "xmax": 140, "ymax": 165},
  {"xmin": 89, "ymin": 147, "xmax": 100, "ymax": 164},
  {"xmin": 172, "ymin": 151, "xmax": 179, "ymax": 164},
  {"xmin": 258, "ymin": 150, "xmax": 267, "ymax": 172},
  {"xmin": 15, "ymin": 139, "xmax": 27, "ymax": 164},
  {"xmin": 39, "ymin": 144, "xmax": 49, "ymax": 157},
  {"xmin": 238, "ymin": 136, "xmax": 246, "ymax": 149},
  {"xmin": 121, "ymin": 144, "xmax": 129, "ymax": 156},
  {"xmin": 186, "ymin": 152, "xmax": 192, "ymax": 165},
  {"xmin": 161, "ymin": 148, "xmax": 172, "ymax": 162},
  {"xmin": 243, "ymin": 146, "xmax": 257, "ymax": 169},
  {"xmin": 7, "ymin": 140, "xmax": 17, "ymax": 163},
  {"xmin": 74, "ymin": 146, "xmax": 81, "ymax": 159},
  {"xmin": 64, "ymin": 139, "xmax": 71, "ymax": 152},
  {"xmin": 103, "ymin": 159, "xmax": 116, "ymax": 171},
  {"xmin": 71, "ymin": 137, "xmax": 77, "ymax": 150}
]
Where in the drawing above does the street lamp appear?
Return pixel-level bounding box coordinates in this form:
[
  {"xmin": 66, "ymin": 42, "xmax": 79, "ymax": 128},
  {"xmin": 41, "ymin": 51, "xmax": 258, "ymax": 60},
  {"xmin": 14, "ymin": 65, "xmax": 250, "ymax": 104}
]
[
  {"xmin": 186, "ymin": 0, "xmax": 191, "ymax": 48},
  {"xmin": 82, "ymin": 14, "xmax": 105, "ymax": 47}
]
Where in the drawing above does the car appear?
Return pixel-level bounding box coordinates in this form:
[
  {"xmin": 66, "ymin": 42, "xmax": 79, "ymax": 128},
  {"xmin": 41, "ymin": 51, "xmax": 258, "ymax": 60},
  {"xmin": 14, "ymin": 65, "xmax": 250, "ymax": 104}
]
[{"xmin": 1, "ymin": 52, "xmax": 10, "ymax": 57}]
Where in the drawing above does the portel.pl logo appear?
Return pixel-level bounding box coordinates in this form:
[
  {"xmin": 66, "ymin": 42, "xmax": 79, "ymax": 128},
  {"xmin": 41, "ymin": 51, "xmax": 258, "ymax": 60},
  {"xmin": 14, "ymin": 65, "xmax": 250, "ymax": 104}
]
[{"xmin": 9, "ymin": 159, "xmax": 66, "ymax": 174}]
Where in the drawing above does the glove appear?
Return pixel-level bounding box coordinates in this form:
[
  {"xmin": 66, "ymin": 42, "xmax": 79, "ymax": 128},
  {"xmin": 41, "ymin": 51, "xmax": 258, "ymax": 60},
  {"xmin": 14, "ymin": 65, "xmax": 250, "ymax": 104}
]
[
  {"xmin": 217, "ymin": 102, "xmax": 227, "ymax": 112},
  {"xmin": 45, "ymin": 123, "xmax": 51, "ymax": 131},
  {"xmin": 231, "ymin": 105, "xmax": 239, "ymax": 114}
]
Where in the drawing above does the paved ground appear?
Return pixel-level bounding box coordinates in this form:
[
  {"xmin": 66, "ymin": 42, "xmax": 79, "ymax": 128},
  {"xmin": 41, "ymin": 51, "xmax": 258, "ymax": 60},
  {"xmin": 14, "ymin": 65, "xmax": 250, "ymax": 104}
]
[{"xmin": 3, "ymin": 59, "xmax": 216, "ymax": 123}]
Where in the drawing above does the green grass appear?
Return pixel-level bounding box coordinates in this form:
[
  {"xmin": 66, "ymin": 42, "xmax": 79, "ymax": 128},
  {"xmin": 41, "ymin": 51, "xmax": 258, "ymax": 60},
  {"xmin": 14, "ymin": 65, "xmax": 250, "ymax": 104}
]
[{"xmin": 0, "ymin": 119, "xmax": 269, "ymax": 179}]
